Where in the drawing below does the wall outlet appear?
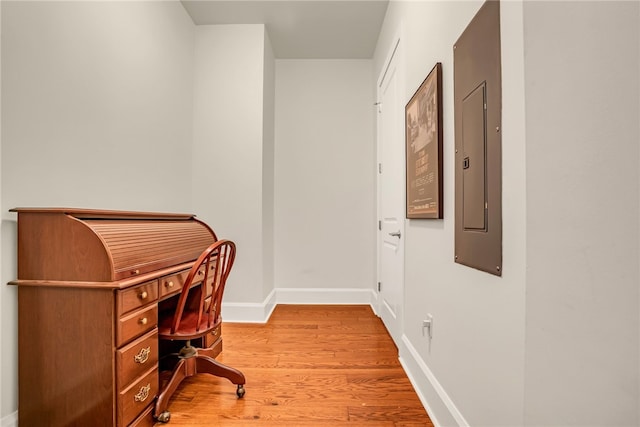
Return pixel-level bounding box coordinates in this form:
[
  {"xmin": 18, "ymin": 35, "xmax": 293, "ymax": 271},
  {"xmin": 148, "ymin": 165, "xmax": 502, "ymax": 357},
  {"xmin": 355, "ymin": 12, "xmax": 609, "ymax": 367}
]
[{"xmin": 422, "ymin": 314, "xmax": 433, "ymax": 339}]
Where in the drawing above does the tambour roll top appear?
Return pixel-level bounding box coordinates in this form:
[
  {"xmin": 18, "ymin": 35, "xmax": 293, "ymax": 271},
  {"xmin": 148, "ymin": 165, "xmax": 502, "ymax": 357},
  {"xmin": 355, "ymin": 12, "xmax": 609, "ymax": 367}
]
[{"xmin": 11, "ymin": 208, "xmax": 217, "ymax": 282}]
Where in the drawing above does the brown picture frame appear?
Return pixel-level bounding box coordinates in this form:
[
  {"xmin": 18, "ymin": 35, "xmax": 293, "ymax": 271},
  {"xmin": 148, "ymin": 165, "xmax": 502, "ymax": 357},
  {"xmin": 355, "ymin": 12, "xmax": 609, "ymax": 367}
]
[{"xmin": 405, "ymin": 62, "xmax": 443, "ymax": 219}]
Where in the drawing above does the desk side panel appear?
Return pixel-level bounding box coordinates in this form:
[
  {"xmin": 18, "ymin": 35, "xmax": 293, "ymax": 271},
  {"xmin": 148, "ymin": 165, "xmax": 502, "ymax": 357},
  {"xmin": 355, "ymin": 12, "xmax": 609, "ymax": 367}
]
[
  {"xmin": 18, "ymin": 286, "xmax": 116, "ymax": 427},
  {"xmin": 17, "ymin": 212, "xmax": 112, "ymax": 281}
]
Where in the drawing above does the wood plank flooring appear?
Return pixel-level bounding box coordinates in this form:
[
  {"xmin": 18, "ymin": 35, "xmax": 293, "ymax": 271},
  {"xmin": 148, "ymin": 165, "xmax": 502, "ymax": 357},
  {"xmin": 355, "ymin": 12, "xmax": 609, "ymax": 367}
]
[{"xmin": 155, "ymin": 305, "xmax": 433, "ymax": 426}]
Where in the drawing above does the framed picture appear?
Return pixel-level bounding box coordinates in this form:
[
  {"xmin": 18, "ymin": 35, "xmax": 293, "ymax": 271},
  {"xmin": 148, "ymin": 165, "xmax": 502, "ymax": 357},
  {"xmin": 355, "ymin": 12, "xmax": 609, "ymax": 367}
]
[{"xmin": 405, "ymin": 62, "xmax": 443, "ymax": 219}]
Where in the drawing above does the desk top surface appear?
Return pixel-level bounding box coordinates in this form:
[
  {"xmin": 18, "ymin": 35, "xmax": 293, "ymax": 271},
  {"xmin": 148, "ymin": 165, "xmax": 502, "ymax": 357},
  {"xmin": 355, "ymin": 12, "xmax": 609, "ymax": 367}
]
[{"xmin": 10, "ymin": 207, "xmax": 195, "ymax": 220}]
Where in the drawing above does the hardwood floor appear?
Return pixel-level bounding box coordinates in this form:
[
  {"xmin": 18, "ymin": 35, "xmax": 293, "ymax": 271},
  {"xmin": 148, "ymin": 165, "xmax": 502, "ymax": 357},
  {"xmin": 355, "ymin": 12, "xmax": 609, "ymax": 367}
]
[{"xmin": 155, "ymin": 305, "xmax": 433, "ymax": 426}]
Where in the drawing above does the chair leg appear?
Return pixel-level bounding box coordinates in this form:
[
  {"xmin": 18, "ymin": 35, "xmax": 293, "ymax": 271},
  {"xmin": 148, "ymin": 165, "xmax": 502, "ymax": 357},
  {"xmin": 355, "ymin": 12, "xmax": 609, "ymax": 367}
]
[
  {"xmin": 155, "ymin": 350, "xmax": 247, "ymax": 423},
  {"xmin": 154, "ymin": 357, "xmax": 189, "ymax": 422},
  {"xmin": 195, "ymin": 354, "xmax": 246, "ymax": 386}
]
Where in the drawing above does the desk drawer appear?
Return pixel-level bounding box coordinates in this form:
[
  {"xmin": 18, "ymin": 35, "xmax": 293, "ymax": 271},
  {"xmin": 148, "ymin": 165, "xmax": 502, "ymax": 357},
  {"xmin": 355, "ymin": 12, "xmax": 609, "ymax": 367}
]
[
  {"xmin": 159, "ymin": 269, "xmax": 188, "ymax": 299},
  {"xmin": 118, "ymin": 304, "xmax": 157, "ymax": 347},
  {"xmin": 118, "ymin": 366, "xmax": 158, "ymax": 427},
  {"xmin": 202, "ymin": 324, "xmax": 222, "ymax": 358},
  {"xmin": 159, "ymin": 267, "xmax": 205, "ymax": 299},
  {"xmin": 118, "ymin": 280, "xmax": 158, "ymax": 315},
  {"xmin": 204, "ymin": 324, "xmax": 222, "ymax": 348},
  {"xmin": 128, "ymin": 405, "xmax": 155, "ymax": 427},
  {"xmin": 117, "ymin": 329, "xmax": 158, "ymax": 389}
]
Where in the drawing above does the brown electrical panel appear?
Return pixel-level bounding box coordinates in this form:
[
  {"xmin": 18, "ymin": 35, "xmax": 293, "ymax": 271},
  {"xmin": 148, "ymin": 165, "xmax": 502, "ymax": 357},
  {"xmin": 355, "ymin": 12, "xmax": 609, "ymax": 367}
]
[{"xmin": 454, "ymin": 0, "xmax": 502, "ymax": 276}]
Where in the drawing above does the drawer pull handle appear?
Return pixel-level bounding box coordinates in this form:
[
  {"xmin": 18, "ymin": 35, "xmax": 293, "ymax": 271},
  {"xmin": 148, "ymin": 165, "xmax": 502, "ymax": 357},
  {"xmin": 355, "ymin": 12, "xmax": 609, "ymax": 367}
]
[
  {"xmin": 131, "ymin": 269, "xmax": 140, "ymax": 275},
  {"xmin": 138, "ymin": 291, "xmax": 148, "ymax": 300},
  {"xmin": 134, "ymin": 346, "xmax": 151, "ymax": 364},
  {"xmin": 165, "ymin": 281, "xmax": 174, "ymax": 288},
  {"xmin": 134, "ymin": 383, "xmax": 151, "ymax": 403},
  {"xmin": 138, "ymin": 317, "xmax": 148, "ymax": 325}
]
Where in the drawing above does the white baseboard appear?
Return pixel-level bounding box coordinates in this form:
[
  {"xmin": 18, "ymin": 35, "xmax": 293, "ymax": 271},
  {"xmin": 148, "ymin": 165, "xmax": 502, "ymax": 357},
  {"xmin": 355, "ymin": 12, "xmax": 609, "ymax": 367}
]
[
  {"xmin": 369, "ymin": 288, "xmax": 380, "ymax": 315},
  {"xmin": 0, "ymin": 411, "xmax": 17, "ymax": 427},
  {"xmin": 222, "ymin": 288, "xmax": 277, "ymax": 323},
  {"xmin": 275, "ymin": 287, "xmax": 376, "ymax": 305},
  {"xmin": 399, "ymin": 334, "xmax": 469, "ymax": 427},
  {"xmin": 222, "ymin": 287, "xmax": 377, "ymax": 323}
]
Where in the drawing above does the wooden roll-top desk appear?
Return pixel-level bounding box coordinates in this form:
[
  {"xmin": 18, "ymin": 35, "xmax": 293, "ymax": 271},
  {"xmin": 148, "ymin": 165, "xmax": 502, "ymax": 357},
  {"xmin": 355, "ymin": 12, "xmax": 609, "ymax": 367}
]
[{"xmin": 9, "ymin": 208, "xmax": 222, "ymax": 427}]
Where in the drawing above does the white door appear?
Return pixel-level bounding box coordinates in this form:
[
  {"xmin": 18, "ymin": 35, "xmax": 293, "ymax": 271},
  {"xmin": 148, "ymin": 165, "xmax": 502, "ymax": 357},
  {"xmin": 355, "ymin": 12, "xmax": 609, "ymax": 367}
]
[{"xmin": 377, "ymin": 38, "xmax": 404, "ymax": 347}]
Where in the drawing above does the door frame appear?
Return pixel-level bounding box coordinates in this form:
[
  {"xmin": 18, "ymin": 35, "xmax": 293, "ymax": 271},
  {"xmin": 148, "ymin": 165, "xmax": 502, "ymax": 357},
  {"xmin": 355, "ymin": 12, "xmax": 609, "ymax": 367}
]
[{"xmin": 375, "ymin": 31, "xmax": 405, "ymax": 342}]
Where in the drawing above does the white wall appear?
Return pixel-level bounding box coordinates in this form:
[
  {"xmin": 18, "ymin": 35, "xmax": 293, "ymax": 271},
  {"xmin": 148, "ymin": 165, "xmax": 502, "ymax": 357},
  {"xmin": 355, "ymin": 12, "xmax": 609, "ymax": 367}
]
[
  {"xmin": 0, "ymin": 1, "xmax": 3, "ymax": 421},
  {"xmin": 263, "ymin": 30, "xmax": 276, "ymax": 299},
  {"xmin": 374, "ymin": 1, "xmax": 640, "ymax": 426},
  {"xmin": 523, "ymin": 2, "xmax": 639, "ymax": 425},
  {"xmin": 192, "ymin": 24, "xmax": 273, "ymax": 304},
  {"xmin": 0, "ymin": 0, "xmax": 195, "ymax": 419},
  {"xmin": 374, "ymin": 1, "xmax": 526, "ymax": 425},
  {"xmin": 274, "ymin": 59, "xmax": 375, "ymax": 292}
]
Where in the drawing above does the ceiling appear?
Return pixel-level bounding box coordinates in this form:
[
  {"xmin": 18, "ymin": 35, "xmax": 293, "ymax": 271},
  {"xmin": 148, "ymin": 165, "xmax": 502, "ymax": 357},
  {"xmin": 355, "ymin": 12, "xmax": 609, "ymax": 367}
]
[{"xmin": 180, "ymin": 0, "xmax": 389, "ymax": 59}]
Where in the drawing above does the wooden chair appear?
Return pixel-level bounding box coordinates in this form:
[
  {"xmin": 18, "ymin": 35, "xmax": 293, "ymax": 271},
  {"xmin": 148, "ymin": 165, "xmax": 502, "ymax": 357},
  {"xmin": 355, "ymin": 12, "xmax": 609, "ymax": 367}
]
[{"xmin": 154, "ymin": 240, "xmax": 245, "ymax": 423}]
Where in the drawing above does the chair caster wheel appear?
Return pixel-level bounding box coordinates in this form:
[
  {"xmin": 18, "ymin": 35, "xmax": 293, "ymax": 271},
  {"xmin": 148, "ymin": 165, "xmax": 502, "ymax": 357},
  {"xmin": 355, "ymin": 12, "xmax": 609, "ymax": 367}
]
[
  {"xmin": 236, "ymin": 384, "xmax": 245, "ymax": 398},
  {"xmin": 156, "ymin": 411, "xmax": 171, "ymax": 423}
]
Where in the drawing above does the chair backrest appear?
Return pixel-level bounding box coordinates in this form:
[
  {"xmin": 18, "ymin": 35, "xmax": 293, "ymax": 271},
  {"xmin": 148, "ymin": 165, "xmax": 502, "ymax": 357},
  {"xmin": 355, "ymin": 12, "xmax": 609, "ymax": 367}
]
[{"xmin": 168, "ymin": 239, "xmax": 236, "ymax": 336}]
